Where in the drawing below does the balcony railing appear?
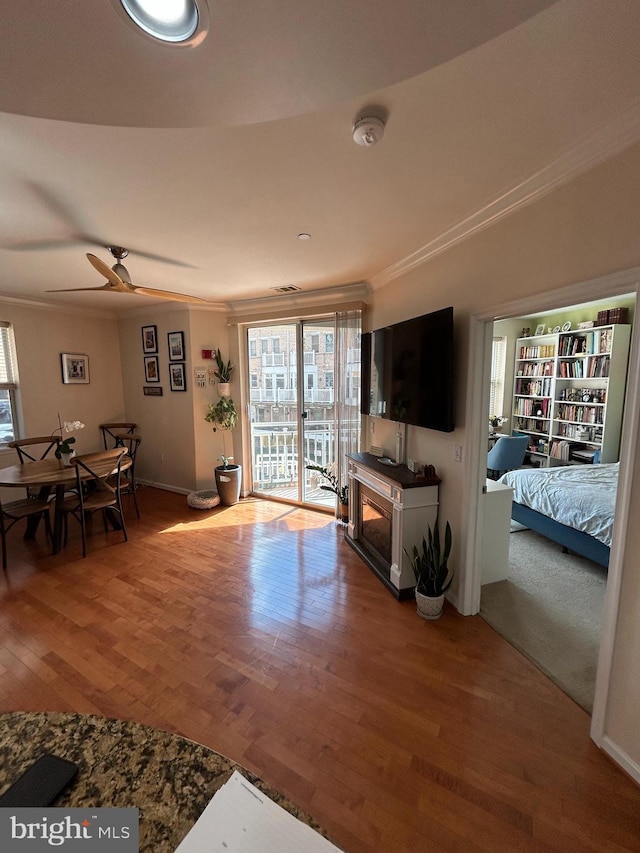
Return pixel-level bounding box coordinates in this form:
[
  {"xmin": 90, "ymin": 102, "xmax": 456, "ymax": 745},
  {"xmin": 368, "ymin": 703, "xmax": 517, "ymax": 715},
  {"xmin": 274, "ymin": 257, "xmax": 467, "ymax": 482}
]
[{"xmin": 249, "ymin": 388, "xmax": 335, "ymax": 405}]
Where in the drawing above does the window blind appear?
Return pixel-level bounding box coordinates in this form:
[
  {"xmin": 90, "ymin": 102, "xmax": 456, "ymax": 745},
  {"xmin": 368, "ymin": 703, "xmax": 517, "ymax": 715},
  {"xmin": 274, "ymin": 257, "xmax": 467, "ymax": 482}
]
[
  {"xmin": 0, "ymin": 323, "xmax": 18, "ymax": 388},
  {"xmin": 489, "ymin": 335, "xmax": 507, "ymax": 418}
]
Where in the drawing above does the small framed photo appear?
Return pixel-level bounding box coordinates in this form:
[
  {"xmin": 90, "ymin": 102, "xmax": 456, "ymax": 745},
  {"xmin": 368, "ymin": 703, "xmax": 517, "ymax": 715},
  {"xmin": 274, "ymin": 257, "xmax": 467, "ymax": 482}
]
[
  {"xmin": 60, "ymin": 353, "xmax": 90, "ymax": 384},
  {"xmin": 169, "ymin": 362, "xmax": 187, "ymax": 392},
  {"xmin": 168, "ymin": 331, "xmax": 185, "ymax": 361},
  {"xmin": 143, "ymin": 385, "xmax": 163, "ymax": 396},
  {"xmin": 144, "ymin": 355, "xmax": 160, "ymax": 383},
  {"xmin": 141, "ymin": 324, "xmax": 158, "ymax": 354},
  {"xmin": 534, "ymin": 323, "xmax": 546, "ymax": 336}
]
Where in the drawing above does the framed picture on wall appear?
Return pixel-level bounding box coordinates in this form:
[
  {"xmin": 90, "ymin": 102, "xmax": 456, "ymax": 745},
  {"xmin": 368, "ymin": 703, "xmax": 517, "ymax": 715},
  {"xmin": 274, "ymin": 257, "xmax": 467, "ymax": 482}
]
[
  {"xmin": 168, "ymin": 331, "xmax": 185, "ymax": 361},
  {"xmin": 144, "ymin": 355, "xmax": 160, "ymax": 383},
  {"xmin": 141, "ymin": 324, "xmax": 158, "ymax": 353},
  {"xmin": 60, "ymin": 353, "xmax": 90, "ymax": 384},
  {"xmin": 169, "ymin": 362, "xmax": 187, "ymax": 392},
  {"xmin": 143, "ymin": 385, "xmax": 163, "ymax": 396}
]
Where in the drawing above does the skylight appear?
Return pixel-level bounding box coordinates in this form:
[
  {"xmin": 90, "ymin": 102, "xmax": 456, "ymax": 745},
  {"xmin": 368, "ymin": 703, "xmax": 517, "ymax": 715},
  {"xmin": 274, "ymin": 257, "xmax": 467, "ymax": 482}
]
[{"xmin": 120, "ymin": 0, "xmax": 201, "ymax": 43}]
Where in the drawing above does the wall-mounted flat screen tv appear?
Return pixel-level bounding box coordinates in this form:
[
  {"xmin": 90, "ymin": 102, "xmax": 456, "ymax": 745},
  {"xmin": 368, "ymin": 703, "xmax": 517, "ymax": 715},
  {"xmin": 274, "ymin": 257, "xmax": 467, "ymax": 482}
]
[{"xmin": 360, "ymin": 306, "xmax": 454, "ymax": 432}]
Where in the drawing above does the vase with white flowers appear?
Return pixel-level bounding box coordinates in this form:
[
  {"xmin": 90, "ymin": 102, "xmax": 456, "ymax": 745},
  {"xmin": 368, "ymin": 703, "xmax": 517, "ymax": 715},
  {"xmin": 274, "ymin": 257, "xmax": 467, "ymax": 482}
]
[{"xmin": 53, "ymin": 415, "xmax": 85, "ymax": 465}]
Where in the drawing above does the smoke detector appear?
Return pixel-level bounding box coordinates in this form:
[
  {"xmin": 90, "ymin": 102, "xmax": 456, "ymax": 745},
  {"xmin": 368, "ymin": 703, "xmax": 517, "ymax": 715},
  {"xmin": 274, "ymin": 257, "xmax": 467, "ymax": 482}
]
[{"xmin": 352, "ymin": 114, "xmax": 386, "ymax": 147}]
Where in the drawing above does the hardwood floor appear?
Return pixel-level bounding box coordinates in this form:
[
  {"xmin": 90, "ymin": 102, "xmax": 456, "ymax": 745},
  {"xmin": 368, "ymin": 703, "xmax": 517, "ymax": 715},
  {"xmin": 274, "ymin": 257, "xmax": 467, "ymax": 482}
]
[{"xmin": 1, "ymin": 487, "xmax": 639, "ymax": 852}]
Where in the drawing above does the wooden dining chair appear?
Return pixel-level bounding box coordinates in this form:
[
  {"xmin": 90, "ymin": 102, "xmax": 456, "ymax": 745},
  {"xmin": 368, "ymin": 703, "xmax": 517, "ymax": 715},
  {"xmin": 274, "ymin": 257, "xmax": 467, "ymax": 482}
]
[
  {"xmin": 113, "ymin": 433, "xmax": 142, "ymax": 518},
  {"xmin": 8, "ymin": 435, "xmax": 62, "ymax": 464},
  {"xmin": 8, "ymin": 436, "xmax": 62, "ymax": 499},
  {"xmin": 62, "ymin": 448, "xmax": 129, "ymax": 558},
  {"xmin": 0, "ymin": 495, "xmax": 52, "ymax": 575},
  {"xmin": 99, "ymin": 423, "xmax": 137, "ymax": 450}
]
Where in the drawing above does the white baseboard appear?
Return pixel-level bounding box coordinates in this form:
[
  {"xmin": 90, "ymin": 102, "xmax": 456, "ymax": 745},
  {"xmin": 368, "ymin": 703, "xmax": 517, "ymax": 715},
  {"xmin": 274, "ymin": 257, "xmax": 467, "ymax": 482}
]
[
  {"xmin": 138, "ymin": 479, "xmax": 191, "ymax": 496},
  {"xmin": 601, "ymin": 736, "xmax": 640, "ymax": 785}
]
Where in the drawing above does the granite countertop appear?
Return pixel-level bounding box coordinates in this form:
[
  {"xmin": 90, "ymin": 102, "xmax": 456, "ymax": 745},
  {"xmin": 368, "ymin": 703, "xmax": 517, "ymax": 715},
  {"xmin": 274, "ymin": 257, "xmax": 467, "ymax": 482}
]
[{"xmin": 0, "ymin": 712, "xmax": 326, "ymax": 852}]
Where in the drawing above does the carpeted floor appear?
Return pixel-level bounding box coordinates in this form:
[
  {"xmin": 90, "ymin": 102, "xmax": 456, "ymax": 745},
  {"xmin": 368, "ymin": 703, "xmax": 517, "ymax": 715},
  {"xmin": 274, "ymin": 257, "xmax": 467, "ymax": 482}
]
[{"xmin": 480, "ymin": 525, "xmax": 607, "ymax": 713}]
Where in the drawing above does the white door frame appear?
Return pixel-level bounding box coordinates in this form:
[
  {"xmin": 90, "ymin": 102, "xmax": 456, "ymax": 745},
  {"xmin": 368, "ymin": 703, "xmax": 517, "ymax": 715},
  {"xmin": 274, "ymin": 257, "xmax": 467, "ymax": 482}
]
[{"xmin": 461, "ymin": 266, "xmax": 640, "ymax": 750}]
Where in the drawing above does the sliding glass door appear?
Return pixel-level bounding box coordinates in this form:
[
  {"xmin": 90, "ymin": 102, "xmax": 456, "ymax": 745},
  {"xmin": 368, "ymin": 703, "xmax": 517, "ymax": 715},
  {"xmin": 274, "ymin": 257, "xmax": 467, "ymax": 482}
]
[{"xmin": 246, "ymin": 317, "xmax": 360, "ymax": 510}]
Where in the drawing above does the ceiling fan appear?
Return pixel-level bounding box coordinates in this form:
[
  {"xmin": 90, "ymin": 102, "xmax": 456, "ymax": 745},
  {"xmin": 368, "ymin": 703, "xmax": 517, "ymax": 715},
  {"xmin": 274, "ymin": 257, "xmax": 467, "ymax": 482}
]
[{"xmin": 46, "ymin": 246, "xmax": 210, "ymax": 304}]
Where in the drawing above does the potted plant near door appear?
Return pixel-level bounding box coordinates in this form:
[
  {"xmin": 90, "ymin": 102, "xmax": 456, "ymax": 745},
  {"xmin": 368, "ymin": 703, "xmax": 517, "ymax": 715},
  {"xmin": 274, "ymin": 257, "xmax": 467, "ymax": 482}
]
[
  {"xmin": 405, "ymin": 517, "xmax": 453, "ymax": 620},
  {"xmin": 205, "ymin": 397, "xmax": 241, "ymax": 505},
  {"xmin": 214, "ymin": 349, "xmax": 233, "ymax": 397},
  {"xmin": 306, "ymin": 463, "xmax": 349, "ymax": 522}
]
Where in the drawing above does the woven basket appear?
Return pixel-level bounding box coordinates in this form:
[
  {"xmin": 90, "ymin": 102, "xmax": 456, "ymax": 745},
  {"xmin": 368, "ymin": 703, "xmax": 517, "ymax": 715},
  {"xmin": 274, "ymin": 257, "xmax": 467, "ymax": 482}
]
[{"xmin": 187, "ymin": 490, "xmax": 220, "ymax": 510}]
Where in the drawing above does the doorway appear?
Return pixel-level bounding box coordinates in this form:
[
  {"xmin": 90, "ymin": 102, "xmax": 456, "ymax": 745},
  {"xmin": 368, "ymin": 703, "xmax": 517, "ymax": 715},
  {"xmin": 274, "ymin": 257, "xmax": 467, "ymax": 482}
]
[
  {"xmin": 480, "ymin": 299, "xmax": 636, "ymax": 712},
  {"xmin": 463, "ymin": 269, "xmax": 640, "ymax": 744},
  {"xmin": 245, "ymin": 318, "xmax": 338, "ymax": 509}
]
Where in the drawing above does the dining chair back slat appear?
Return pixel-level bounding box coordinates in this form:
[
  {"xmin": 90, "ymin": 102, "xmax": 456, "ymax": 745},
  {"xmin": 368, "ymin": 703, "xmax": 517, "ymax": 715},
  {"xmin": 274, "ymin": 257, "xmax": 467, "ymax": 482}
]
[
  {"xmin": 8, "ymin": 436, "xmax": 61, "ymax": 463},
  {"xmin": 99, "ymin": 423, "xmax": 137, "ymax": 450},
  {"xmin": 8, "ymin": 436, "xmax": 62, "ymax": 500}
]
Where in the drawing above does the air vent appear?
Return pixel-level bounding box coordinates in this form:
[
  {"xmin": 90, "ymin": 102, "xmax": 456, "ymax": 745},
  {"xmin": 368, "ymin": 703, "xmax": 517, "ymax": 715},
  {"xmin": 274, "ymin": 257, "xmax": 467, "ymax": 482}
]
[{"xmin": 271, "ymin": 285, "xmax": 301, "ymax": 293}]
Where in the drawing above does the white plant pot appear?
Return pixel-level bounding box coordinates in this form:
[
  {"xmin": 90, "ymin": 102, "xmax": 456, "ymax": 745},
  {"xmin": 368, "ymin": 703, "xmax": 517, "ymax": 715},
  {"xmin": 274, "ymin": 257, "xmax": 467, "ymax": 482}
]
[
  {"xmin": 60, "ymin": 450, "xmax": 76, "ymax": 467},
  {"xmin": 217, "ymin": 382, "xmax": 231, "ymax": 397},
  {"xmin": 415, "ymin": 590, "xmax": 445, "ymax": 621}
]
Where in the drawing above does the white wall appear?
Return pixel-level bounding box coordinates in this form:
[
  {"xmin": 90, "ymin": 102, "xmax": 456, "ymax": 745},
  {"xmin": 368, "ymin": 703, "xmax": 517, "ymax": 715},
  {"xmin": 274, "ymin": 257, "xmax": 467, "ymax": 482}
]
[
  {"xmin": 0, "ymin": 302, "xmax": 124, "ymax": 490},
  {"xmin": 368, "ymin": 140, "xmax": 640, "ymax": 775}
]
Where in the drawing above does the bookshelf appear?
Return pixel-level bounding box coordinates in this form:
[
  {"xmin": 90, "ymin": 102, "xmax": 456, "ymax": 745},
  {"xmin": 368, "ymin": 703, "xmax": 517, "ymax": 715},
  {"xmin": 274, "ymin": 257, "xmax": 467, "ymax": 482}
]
[{"xmin": 511, "ymin": 324, "xmax": 630, "ymax": 467}]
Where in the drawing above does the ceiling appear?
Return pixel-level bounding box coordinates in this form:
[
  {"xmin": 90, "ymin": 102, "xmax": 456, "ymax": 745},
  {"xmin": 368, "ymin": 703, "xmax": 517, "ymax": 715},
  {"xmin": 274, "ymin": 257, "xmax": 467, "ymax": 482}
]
[{"xmin": 1, "ymin": 0, "xmax": 640, "ymax": 315}]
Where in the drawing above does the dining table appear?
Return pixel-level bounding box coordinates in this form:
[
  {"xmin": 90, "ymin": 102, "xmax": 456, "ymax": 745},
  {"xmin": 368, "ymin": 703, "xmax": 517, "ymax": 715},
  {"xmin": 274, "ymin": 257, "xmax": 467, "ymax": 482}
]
[{"xmin": 0, "ymin": 454, "xmax": 132, "ymax": 554}]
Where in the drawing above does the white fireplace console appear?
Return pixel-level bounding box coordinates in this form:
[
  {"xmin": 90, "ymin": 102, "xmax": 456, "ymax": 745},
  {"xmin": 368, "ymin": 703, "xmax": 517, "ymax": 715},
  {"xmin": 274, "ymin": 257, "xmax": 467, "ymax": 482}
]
[{"xmin": 346, "ymin": 453, "xmax": 440, "ymax": 599}]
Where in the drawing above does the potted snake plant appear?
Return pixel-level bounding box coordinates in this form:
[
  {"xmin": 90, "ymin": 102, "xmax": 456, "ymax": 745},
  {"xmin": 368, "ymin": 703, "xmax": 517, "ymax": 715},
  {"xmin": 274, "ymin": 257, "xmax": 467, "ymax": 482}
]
[
  {"xmin": 404, "ymin": 517, "xmax": 453, "ymax": 620},
  {"xmin": 214, "ymin": 349, "xmax": 233, "ymax": 397}
]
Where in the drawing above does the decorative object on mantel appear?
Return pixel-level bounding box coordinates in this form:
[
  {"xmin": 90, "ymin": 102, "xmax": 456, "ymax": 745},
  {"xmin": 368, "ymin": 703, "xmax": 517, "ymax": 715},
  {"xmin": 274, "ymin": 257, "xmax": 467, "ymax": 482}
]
[
  {"xmin": 306, "ymin": 463, "xmax": 349, "ymax": 522},
  {"xmin": 404, "ymin": 517, "xmax": 453, "ymax": 621},
  {"xmin": 205, "ymin": 398, "xmax": 241, "ymax": 505},
  {"xmin": 214, "ymin": 349, "xmax": 233, "ymax": 396},
  {"xmin": 52, "ymin": 414, "xmax": 85, "ymax": 465}
]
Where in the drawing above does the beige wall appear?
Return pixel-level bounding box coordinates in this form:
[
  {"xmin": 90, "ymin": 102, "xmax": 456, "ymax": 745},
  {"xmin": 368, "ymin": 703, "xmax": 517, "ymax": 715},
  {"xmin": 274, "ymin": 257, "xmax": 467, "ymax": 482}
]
[
  {"xmin": 118, "ymin": 307, "xmax": 230, "ymax": 493},
  {"xmin": 0, "ymin": 302, "xmax": 124, "ymax": 492},
  {"xmin": 368, "ymin": 140, "xmax": 640, "ymax": 773}
]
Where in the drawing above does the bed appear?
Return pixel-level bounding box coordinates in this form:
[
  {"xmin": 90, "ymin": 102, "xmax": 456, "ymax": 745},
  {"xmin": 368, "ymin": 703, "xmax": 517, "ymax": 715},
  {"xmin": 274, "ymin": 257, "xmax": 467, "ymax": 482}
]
[{"xmin": 498, "ymin": 462, "xmax": 619, "ymax": 568}]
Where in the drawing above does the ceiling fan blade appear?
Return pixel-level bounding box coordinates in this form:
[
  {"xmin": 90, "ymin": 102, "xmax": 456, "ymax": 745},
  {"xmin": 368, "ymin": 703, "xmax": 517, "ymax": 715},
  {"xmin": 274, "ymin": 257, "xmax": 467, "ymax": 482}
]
[
  {"xmin": 86, "ymin": 252, "xmax": 129, "ymax": 289},
  {"xmin": 133, "ymin": 285, "xmax": 212, "ymax": 304},
  {"xmin": 45, "ymin": 283, "xmax": 122, "ymax": 293}
]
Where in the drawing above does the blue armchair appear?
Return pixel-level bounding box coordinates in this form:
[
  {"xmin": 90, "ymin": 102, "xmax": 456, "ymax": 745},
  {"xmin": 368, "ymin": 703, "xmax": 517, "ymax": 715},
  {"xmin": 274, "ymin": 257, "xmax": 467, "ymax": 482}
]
[{"xmin": 487, "ymin": 435, "xmax": 529, "ymax": 480}]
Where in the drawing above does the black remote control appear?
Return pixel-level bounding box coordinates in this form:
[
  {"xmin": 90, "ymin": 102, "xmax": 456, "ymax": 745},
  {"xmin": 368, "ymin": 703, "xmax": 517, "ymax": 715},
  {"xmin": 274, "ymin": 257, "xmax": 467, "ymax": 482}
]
[{"xmin": 0, "ymin": 754, "xmax": 79, "ymax": 807}]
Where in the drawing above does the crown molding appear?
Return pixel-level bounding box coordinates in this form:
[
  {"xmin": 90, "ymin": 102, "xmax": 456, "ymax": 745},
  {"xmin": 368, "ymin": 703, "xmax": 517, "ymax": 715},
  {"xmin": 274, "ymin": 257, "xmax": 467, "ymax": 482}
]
[
  {"xmin": 224, "ymin": 281, "xmax": 370, "ymax": 318},
  {"xmin": 371, "ymin": 97, "xmax": 640, "ymax": 289},
  {"xmin": 117, "ymin": 300, "xmax": 227, "ymax": 319},
  {"xmin": 0, "ymin": 292, "xmax": 117, "ymax": 319}
]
